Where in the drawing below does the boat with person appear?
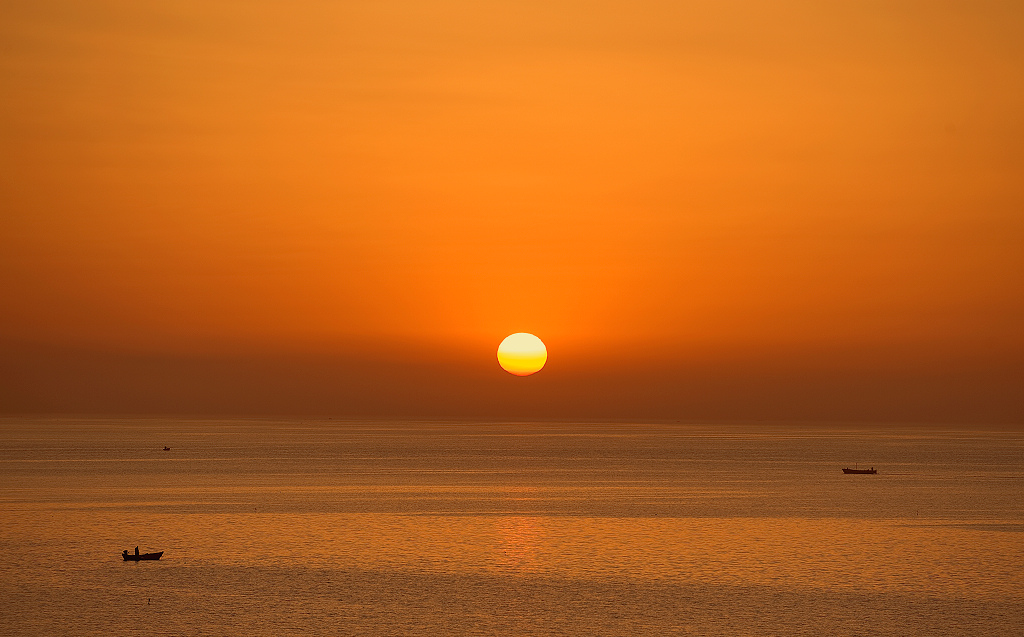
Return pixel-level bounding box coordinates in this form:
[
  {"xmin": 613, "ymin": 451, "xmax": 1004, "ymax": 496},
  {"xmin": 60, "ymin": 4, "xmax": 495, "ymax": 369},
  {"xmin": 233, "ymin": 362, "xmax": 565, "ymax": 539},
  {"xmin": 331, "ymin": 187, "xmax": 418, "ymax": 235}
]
[{"xmin": 842, "ymin": 467, "xmax": 877, "ymax": 474}]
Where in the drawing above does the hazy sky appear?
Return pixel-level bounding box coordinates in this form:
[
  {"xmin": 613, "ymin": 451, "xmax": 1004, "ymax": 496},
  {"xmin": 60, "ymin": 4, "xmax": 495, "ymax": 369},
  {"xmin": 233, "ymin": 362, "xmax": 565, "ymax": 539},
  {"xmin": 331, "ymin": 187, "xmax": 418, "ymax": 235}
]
[{"xmin": 2, "ymin": 1, "xmax": 1022, "ymax": 421}]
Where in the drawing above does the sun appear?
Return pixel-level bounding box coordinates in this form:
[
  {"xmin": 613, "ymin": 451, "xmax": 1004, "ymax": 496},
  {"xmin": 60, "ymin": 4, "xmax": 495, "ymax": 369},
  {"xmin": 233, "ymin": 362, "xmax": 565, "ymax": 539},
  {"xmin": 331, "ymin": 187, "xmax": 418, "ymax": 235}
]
[{"xmin": 497, "ymin": 333, "xmax": 547, "ymax": 376}]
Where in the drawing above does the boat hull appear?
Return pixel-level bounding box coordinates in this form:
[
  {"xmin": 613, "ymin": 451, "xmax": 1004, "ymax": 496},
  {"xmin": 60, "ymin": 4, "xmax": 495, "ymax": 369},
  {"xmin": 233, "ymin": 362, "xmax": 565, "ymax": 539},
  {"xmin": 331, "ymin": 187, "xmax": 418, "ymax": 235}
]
[
  {"xmin": 123, "ymin": 551, "xmax": 163, "ymax": 561},
  {"xmin": 842, "ymin": 468, "xmax": 877, "ymax": 474}
]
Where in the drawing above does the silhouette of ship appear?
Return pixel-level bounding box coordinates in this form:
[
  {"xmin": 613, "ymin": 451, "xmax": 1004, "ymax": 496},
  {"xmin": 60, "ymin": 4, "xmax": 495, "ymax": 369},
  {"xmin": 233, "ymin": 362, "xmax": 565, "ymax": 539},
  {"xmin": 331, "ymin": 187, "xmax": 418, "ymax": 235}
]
[
  {"xmin": 123, "ymin": 549, "xmax": 163, "ymax": 561},
  {"xmin": 842, "ymin": 467, "xmax": 877, "ymax": 474}
]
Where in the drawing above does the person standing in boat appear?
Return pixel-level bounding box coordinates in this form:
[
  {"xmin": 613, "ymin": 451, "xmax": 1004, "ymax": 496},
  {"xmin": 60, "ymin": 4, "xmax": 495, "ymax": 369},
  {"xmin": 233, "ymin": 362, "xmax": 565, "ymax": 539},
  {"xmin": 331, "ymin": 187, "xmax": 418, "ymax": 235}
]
[{"xmin": 135, "ymin": 546, "xmax": 139, "ymax": 557}]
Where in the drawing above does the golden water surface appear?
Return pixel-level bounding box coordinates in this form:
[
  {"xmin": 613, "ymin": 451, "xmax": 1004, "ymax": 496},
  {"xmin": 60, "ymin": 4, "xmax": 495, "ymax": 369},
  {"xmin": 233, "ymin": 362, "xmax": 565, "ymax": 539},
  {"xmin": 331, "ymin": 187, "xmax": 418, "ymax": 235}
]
[{"xmin": 1, "ymin": 419, "xmax": 1021, "ymax": 635}]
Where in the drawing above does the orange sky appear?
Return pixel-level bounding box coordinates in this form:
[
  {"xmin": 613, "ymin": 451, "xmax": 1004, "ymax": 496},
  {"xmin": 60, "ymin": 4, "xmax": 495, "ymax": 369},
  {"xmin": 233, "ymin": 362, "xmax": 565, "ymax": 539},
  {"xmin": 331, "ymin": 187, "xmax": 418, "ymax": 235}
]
[{"xmin": 2, "ymin": 1, "xmax": 1022, "ymax": 421}]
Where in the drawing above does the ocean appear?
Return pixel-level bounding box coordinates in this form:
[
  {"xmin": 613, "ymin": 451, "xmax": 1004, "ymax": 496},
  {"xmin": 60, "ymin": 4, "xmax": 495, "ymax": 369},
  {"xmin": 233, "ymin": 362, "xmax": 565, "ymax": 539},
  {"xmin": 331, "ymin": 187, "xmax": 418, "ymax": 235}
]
[{"xmin": 1, "ymin": 418, "xmax": 1021, "ymax": 635}]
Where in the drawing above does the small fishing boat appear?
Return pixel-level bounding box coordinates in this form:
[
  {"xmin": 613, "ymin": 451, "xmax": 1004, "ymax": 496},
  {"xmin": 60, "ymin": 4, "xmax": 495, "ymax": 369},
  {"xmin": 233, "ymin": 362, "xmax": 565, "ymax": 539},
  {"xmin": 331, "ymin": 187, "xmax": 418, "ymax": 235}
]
[
  {"xmin": 163, "ymin": 446, "xmax": 170, "ymax": 451},
  {"xmin": 842, "ymin": 467, "xmax": 877, "ymax": 474},
  {"xmin": 123, "ymin": 550, "xmax": 163, "ymax": 561}
]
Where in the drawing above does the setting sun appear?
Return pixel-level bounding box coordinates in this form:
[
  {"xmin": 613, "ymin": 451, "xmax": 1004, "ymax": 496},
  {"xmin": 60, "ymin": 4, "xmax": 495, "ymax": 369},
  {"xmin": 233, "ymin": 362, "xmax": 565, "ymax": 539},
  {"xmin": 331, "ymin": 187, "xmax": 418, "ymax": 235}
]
[{"xmin": 497, "ymin": 333, "xmax": 547, "ymax": 376}]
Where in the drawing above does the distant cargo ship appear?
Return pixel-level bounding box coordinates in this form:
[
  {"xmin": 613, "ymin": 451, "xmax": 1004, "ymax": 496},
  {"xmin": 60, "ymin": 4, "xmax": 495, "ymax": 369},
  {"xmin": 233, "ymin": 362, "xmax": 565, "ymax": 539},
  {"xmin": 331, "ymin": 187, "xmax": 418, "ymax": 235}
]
[{"xmin": 842, "ymin": 467, "xmax": 877, "ymax": 474}]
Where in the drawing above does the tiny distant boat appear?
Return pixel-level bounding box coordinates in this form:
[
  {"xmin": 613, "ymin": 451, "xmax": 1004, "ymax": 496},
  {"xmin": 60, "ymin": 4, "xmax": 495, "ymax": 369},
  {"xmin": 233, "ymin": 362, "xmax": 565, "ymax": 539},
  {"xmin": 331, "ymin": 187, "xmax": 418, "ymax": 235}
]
[
  {"xmin": 163, "ymin": 446, "xmax": 170, "ymax": 451},
  {"xmin": 123, "ymin": 550, "xmax": 163, "ymax": 561},
  {"xmin": 843, "ymin": 467, "xmax": 877, "ymax": 474}
]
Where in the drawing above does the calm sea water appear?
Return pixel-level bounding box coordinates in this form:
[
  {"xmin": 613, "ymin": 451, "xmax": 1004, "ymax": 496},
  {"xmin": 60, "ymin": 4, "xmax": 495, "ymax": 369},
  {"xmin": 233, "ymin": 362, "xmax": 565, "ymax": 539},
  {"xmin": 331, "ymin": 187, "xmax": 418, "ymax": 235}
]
[{"xmin": 1, "ymin": 418, "xmax": 1021, "ymax": 636}]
